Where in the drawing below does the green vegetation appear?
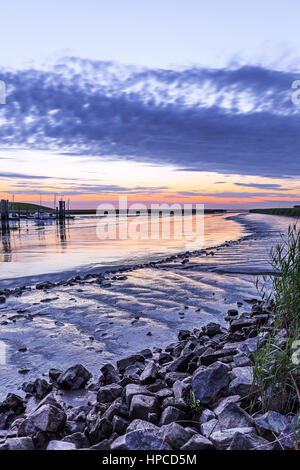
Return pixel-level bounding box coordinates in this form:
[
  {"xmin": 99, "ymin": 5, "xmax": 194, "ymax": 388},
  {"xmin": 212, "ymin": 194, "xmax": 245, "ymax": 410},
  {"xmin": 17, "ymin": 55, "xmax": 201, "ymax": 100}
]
[
  {"xmin": 250, "ymin": 208, "xmax": 300, "ymax": 217},
  {"xmin": 254, "ymin": 225, "xmax": 300, "ymax": 414},
  {"xmin": 9, "ymin": 202, "xmax": 55, "ymax": 213},
  {"xmin": 189, "ymin": 390, "xmax": 201, "ymax": 412}
]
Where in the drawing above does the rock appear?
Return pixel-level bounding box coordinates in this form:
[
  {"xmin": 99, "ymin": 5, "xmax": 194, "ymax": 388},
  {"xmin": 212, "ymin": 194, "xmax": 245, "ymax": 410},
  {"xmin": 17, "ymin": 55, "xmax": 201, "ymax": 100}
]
[
  {"xmin": 166, "ymin": 352, "xmax": 194, "ymax": 373},
  {"xmin": 200, "ymin": 408, "xmax": 216, "ymax": 424},
  {"xmin": 228, "ymin": 432, "xmax": 273, "ymax": 450},
  {"xmin": 181, "ymin": 434, "xmax": 214, "ymax": 450},
  {"xmin": 25, "ymin": 378, "xmax": 52, "ymax": 399},
  {"xmin": 160, "ymin": 422, "xmax": 194, "ymax": 449},
  {"xmin": 200, "ymin": 419, "xmax": 218, "ymax": 438},
  {"xmin": 255, "ymin": 411, "xmax": 290, "ymax": 441},
  {"xmin": 158, "ymin": 353, "xmax": 173, "ymax": 365},
  {"xmin": 28, "ymin": 404, "xmax": 66, "ymax": 433},
  {"xmin": 160, "ymin": 406, "xmax": 186, "ymax": 426},
  {"xmin": 110, "ymin": 435, "xmax": 127, "ymax": 450},
  {"xmin": 192, "ymin": 362, "xmax": 230, "ymax": 404},
  {"xmin": 0, "ymin": 393, "xmax": 25, "ymax": 415},
  {"xmin": 178, "ymin": 330, "xmax": 191, "ymax": 341},
  {"xmin": 213, "ymin": 395, "xmax": 241, "ymax": 415},
  {"xmin": 237, "ymin": 337, "xmax": 260, "ymax": 356},
  {"xmin": 117, "ymin": 354, "xmax": 145, "ymax": 372},
  {"xmin": 123, "ymin": 430, "xmax": 172, "ymax": 450},
  {"xmin": 166, "ymin": 372, "xmax": 189, "ymax": 386},
  {"xmin": 49, "ymin": 368, "xmax": 63, "ymax": 382},
  {"xmin": 88, "ymin": 416, "xmax": 112, "ymax": 444},
  {"xmin": 36, "ymin": 281, "xmax": 53, "ymax": 290},
  {"xmin": 112, "ymin": 415, "xmax": 129, "ymax": 435},
  {"xmin": 210, "ymin": 427, "xmax": 255, "ymax": 450},
  {"xmin": 140, "ymin": 362, "xmax": 158, "ymax": 384},
  {"xmin": 229, "ymin": 367, "xmax": 254, "ymax": 397},
  {"xmin": 1, "ymin": 437, "xmax": 34, "ymax": 450},
  {"xmin": 203, "ymin": 322, "xmax": 221, "ymax": 337},
  {"xmin": 100, "ymin": 363, "xmax": 120, "ymax": 385},
  {"xmin": 124, "ymin": 384, "xmax": 153, "ymax": 404},
  {"xmin": 218, "ymin": 402, "xmax": 253, "ymax": 430},
  {"xmin": 230, "ymin": 318, "xmax": 256, "ymax": 333},
  {"xmin": 126, "ymin": 419, "xmax": 160, "ymax": 434},
  {"xmin": 97, "ymin": 384, "xmax": 122, "ymax": 403},
  {"xmin": 139, "ymin": 349, "xmax": 153, "ymax": 359},
  {"xmin": 47, "ymin": 440, "xmax": 76, "ymax": 450},
  {"xmin": 227, "ymin": 309, "xmax": 239, "ymax": 317},
  {"xmin": 57, "ymin": 364, "xmax": 91, "ymax": 390},
  {"xmin": 0, "ymin": 296, "xmax": 6, "ymax": 304},
  {"xmin": 62, "ymin": 432, "xmax": 90, "ymax": 449},
  {"xmin": 233, "ymin": 353, "xmax": 252, "ymax": 367},
  {"xmin": 129, "ymin": 395, "xmax": 160, "ymax": 420},
  {"xmin": 173, "ymin": 379, "xmax": 191, "ymax": 401}
]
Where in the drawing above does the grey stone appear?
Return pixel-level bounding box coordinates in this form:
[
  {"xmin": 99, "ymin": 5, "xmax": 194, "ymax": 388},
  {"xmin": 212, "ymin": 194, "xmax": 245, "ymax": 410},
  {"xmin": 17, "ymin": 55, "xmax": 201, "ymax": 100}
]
[
  {"xmin": 255, "ymin": 411, "xmax": 290, "ymax": 441},
  {"xmin": 228, "ymin": 432, "xmax": 273, "ymax": 450},
  {"xmin": 160, "ymin": 406, "xmax": 186, "ymax": 426},
  {"xmin": 97, "ymin": 383, "xmax": 122, "ymax": 403},
  {"xmin": 200, "ymin": 408, "xmax": 216, "ymax": 424},
  {"xmin": 192, "ymin": 362, "xmax": 230, "ymax": 404},
  {"xmin": 2, "ymin": 437, "xmax": 34, "ymax": 450},
  {"xmin": 160, "ymin": 422, "xmax": 194, "ymax": 449},
  {"xmin": 200, "ymin": 419, "xmax": 218, "ymax": 438},
  {"xmin": 57, "ymin": 364, "xmax": 91, "ymax": 390},
  {"xmin": 213, "ymin": 395, "xmax": 241, "ymax": 415},
  {"xmin": 62, "ymin": 432, "xmax": 90, "ymax": 449},
  {"xmin": 47, "ymin": 440, "xmax": 76, "ymax": 450},
  {"xmin": 28, "ymin": 404, "xmax": 66, "ymax": 433},
  {"xmin": 140, "ymin": 362, "xmax": 158, "ymax": 384},
  {"xmin": 124, "ymin": 384, "xmax": 153, "ymax": 404},
  {"xmin": 218, "ymin": 402, "xmax": 253, "ymax": 430},
  {"xmin": 117, "ymin": 354, "xmax": 145, "ymax": 372},
  {"xmin": 130, "ymin": 394, "xmax": 160, "ymax": 420},
  {"xmin": 126, "ymin": 419, "xmax": 160, "ymax": 434},
  {"xmin": 210, "ymin": 427, "xmax": 255, "ymax": 450},
  {"xmin": 124, "ymin": 430, "xmax": 172, "ymax": 450},
  {"xmin": 181, "ymin": 434, "xmax": 214, "ymax": 450},
  {"xmin": 100, "ymin": 363, "xmax": 120, "ymax": 385}
]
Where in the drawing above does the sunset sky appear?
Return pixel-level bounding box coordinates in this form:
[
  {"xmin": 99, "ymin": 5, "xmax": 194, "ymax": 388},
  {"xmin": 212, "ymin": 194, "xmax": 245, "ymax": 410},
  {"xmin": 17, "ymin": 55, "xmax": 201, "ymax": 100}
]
[{"xmin": 0, "ymin": 0, "xmax": 300, "ymax": 209}]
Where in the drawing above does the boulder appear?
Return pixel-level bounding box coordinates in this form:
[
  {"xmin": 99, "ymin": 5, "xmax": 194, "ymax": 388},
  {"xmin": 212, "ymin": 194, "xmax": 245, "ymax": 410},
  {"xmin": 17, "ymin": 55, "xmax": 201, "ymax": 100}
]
[
  {"xmin": 218, "ymin": 402, "xmax": 253, "ymax": 430},
  {"xmin": 62, "ymin": 432, "xmax": 90, "ymax": 449},
  {"xmin": 129, "ymin": 395, "xmax": 160, "ymax": 421},
  {"xmin": 181, "ymin": 434, "xmax": 214, "ymax": 450},
  {"xmin": 229, "ymin": 367, "xmax": 254, "ymax": 397},
  {"xmin": 57, "ymin": 364, "xmax": 91, "ymax": 390},
  {"xmin": 255, "ymin": 411, "xmax": 290, "ymax": 441},
  {"xmin": 199, "ymin": 408, "xmax": 216, "ymax": 424},
  {"xmin": 123, "ymin": 430, "xmax": 172, "ymax": 450},
  {"xmin": 47, "ymin": 440, "xmax": 76, "ymax": 450},
  {"xmin": 210, "ymin": 427, "xmax": 255, "ymax": 450},
  {"xmin": 100, "ymin": 363, "xmax": 120, "ymax": 385},
  {"xmin": 124, "ymin": 384, "xmax": 153, "ymax": 404},
  {"xmin": 192, "ymin": 362, "xmax": 230, "ymax": 404},
  {"xmin": 140, "ymin": 362, "xmax": 158, "ymax": 384},
  {"xmin": 160, "ymin": 406, "xmax": 186, "ymax": 426},
  {"xmin": 200, "ymin": 419, "xmax": 218, "ymax": 438},
  {"xmin": 126, "ymin": 419, "xmax": 160, "ymax": 434},
  {"xmin": 97, "ymin": 383, "xmax": 122, "ymax": 403},
  {"xmin": 160, "ymin": 422, "xmax": 194, "ymax": 449},
  {"xmin": 117, "ymin": 354, "xmax": 145, "ymax": 372},
  {"xmin": 228, "ymin": 431, "xmax": 273, "ymax": 450},
  {"xmin": 1, "ymin": 437, "xmax": 34, "ymax": 450},
  {"xmin": 28, "ymin": 404, "xmax": 66, "ymax": 433}
]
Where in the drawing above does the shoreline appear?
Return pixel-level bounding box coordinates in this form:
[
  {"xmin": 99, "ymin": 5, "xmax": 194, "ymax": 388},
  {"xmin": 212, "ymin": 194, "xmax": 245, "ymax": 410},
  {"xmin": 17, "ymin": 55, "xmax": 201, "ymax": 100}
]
[{"xmin": 0, "ymin": 297, "xmax": 296, "ymax": 451}]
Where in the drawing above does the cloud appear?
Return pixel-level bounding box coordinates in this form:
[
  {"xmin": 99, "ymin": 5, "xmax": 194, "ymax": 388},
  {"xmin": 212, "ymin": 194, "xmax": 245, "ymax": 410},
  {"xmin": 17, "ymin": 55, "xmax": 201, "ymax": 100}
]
[
  {"xmin": 0, "ymin": 171, "xmax": 51, "ymax": 179},
  {"xmin": 0, "ymin": 58, "xmax": 300, "ymax": 178},
  {"xmin": 234, "ymin": 182, "xmax": 291, "ymax": 190}
]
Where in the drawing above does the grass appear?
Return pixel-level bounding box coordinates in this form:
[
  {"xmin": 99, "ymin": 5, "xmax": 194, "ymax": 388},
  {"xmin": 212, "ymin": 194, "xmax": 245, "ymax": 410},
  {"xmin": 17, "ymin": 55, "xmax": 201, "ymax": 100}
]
[
  {"xmin": 250, "ymin": 208, "xmax": 300, "ymax": 217},
  {"xmin": 9, "ymin": 202, "xmax": 55, "ymax": 213},
  {"xmin": 253, "ymin": 224, "xmax": 300, "ymax": 414}
]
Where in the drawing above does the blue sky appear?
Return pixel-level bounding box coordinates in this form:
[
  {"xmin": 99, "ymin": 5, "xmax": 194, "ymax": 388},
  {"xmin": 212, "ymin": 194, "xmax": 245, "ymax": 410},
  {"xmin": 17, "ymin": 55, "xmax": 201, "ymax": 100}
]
[
  {"xmin": 1, "ymin": 0, "xmax": 300, "ymax": 69},
  {"xmin": 0, "ymin": 1, "xmax": 300, "ymax": 208}
]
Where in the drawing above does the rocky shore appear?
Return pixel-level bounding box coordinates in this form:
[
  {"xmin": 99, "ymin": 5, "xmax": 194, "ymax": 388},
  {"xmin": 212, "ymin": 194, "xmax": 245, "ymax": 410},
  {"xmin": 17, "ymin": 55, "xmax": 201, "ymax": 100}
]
[{"xmin": 0, "ymin": 297, "xmax": 298, "ymax": 451}]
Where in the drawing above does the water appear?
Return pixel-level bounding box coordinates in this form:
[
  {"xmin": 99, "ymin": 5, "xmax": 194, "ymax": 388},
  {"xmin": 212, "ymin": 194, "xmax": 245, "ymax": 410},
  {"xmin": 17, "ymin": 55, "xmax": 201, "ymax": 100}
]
[{"xmin": 0, "ymin": 213, "xmax": 246, "ymax": 284}]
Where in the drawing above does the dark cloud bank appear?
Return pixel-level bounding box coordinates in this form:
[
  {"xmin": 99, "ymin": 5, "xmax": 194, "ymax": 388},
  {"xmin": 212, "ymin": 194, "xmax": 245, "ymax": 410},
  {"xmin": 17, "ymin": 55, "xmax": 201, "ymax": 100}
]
[{"xmin": 0, "ymin": 57, "xmax": 299, "ymax": 179}]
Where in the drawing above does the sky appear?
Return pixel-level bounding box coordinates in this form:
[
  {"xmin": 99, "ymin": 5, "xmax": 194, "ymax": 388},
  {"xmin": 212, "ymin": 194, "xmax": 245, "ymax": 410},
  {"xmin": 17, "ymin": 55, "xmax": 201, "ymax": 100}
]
[{"xmin": 0, "ymin": 0, "xmax": 300, "ymax": 209}]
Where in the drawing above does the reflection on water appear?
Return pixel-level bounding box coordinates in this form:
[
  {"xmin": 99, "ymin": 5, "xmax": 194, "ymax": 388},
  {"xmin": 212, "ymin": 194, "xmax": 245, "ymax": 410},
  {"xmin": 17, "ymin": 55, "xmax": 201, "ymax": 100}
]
[
  {"xmin": 0, "ymin": 213, "xmax": 246, "ymax": 281},
  {"xmin": 0, "ymin": 341, "xmax": 6, "ymax": 365}
]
